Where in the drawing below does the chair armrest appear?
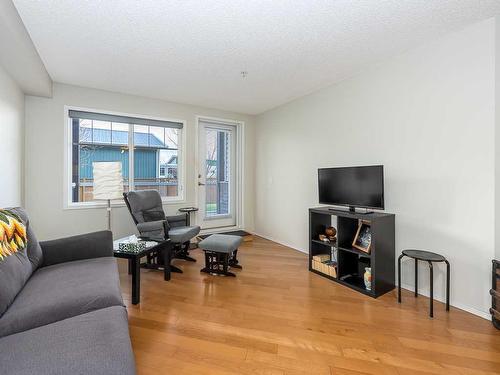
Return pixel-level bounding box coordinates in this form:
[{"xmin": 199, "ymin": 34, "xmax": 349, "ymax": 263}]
[
  {"xmin": 40, "ymin": 230, "xmax": 113, "ymax": 267},
  {"xmin": 166, "ymin": 214, "xmax": 187, "ymax": 226}
]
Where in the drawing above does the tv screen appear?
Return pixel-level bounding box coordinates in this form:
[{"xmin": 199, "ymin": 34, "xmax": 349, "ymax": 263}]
[{"xmin": 318, "ymin": 166, "xmax": 384, "ymax": 210}]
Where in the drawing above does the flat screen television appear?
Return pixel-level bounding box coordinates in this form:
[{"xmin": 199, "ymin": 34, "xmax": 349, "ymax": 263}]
[{"xmin": 318, "ymin": 165, "xmax": 384, "ymax": 211}]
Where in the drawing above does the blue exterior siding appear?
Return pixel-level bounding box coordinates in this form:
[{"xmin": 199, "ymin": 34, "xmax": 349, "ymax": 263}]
[
  {"xmin": 79, "ymin": 147, "xmax": 157, "ymax": 179},
  {"xmin": 134, "ymin": 149, "xmax": 157, "ymax": 179}
]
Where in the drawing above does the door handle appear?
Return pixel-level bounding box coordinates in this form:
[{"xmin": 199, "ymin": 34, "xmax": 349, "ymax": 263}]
[{"xmin": 198, "ymin": 182, "xmax": 205, "ymax": 186}]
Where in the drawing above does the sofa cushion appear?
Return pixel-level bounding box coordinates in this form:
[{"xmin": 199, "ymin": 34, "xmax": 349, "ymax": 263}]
[
  {"xmin": 0, "ymin": 257, "xmax": 123, "ymax": 337},
  {"xmin": 0, "ymin": 208, "xmax": 42, "ymax": 317},
  {"xmin": 0, "ymin": 306, "xmax": 136, "ymax": 375}
]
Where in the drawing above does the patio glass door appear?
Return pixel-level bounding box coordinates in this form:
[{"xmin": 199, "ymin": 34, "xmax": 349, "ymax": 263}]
[{"xmin": 197, "ymin": 119, "xmax": 237, "ymax": 229}]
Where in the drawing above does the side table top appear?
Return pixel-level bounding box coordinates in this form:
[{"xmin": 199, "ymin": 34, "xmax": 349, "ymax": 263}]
[
  {"xmin": 113, "ymin": 235, "xmax": 168, "ymax": 257},
  {"xmin": 402, "ymin": 249, "xmax": 446, "ymax": 262},
  {"xmin": 179, "ymin": 207, "xmax": 199, "ymax": 212}
]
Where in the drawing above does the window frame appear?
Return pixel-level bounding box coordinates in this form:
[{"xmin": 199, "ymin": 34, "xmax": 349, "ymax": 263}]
[{"xmin": 63, "ymin": 106, "xmax": 186, "ymax": 209}]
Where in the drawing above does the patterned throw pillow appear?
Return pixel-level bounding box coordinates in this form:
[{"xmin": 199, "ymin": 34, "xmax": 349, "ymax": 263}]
[{"xmin": 0, "ymin": 209, "xmax": 27, "ymax": 260}]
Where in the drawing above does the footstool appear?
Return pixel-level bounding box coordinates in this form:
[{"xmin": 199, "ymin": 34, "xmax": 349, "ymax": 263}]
[{"xmin": 198, "ymin": 234, "xmax": 243, "ymax": 277}]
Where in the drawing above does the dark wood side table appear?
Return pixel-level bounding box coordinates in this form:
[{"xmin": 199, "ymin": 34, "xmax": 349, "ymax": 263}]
[
  {"xmin": 113, "ymin": 237, "xmax": 172, "ymax": 305},
  {"xmin": 398, "ymin": 249, "xmax": 450, "ymax": 317}
]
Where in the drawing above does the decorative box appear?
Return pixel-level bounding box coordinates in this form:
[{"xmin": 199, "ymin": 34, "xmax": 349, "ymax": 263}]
[
  {"xmin": 313, "ymin": 254, "xmax": 330, "ymax": 262},
  {"xmin": 312, "ymin": 256, "xmax": 337, "ymax": 278},
  {"xmin": 118, "ymin": 241, "xmax": 146, "ymax": 253}
]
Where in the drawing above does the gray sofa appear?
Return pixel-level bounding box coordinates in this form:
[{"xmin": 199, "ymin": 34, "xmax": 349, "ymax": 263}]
[{"xmin": 0, "ymin": 208, "xmax": 136, "ymax": 375}]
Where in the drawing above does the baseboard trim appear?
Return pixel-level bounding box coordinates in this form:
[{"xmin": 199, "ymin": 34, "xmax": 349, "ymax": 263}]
[
  {"xmin": 252, "ymin": 232, "xmax": 307, "ymax": 254},
  {"xmin": 253, "ymin": 232, "xmax": 491, "ymax": 321},
  {"xmin": 399, "ymin": 283, "xmax": 490, "ymax": 320},
  {"xmin": 199, "ymin": 225, "xmax": 242, "ymax": 235}
]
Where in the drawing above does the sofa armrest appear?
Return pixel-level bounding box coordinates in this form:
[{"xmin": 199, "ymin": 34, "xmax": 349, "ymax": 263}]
[{"xmin": 40, "ymin": 230, "xmax": 113, "ymax": 267}]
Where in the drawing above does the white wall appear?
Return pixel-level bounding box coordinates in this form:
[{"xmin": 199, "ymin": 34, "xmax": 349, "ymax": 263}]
[
  {"xmin": 0, "ymin": 0, "xmax": 52, "ymax": 97},
  {"xmin": 25, "ymin": 83, "xmax": 255, "ymax": 239},
  {"xmin": 255, "ymin": 19, "xmax": 495, "ymax": 318},
  {"xmin": 0, "ymin": 64, "xmax": 24, "ymax": 207}
]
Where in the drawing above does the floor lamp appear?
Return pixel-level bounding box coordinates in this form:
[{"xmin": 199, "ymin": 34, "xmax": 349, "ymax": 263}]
[{"xmin": 93, "ymin": 162, "xmax": 123, "ymax": 231}]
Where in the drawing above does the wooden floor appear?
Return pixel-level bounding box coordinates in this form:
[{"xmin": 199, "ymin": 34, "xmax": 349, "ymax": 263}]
[{"xmin": 118, "ymin": 236, "xmax": 500, "ymax": 375}]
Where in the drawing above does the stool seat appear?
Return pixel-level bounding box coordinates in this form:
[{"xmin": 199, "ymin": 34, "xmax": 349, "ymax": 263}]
[
  {"xmin": 198, "ymin": 234, "xmax": 243, "ymax": 253},
  {"xmin": 398, "ymin": 249, "xmax": 450, "ymax": 318},
  {"xmin": 402, "ymin": 249, "xmax": 446, "ymax": 262}
]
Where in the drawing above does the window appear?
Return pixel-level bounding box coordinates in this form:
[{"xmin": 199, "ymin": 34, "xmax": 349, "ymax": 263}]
[{"xmin": 67, "ymin": 110, "xmax": 183, "ymax": 205}]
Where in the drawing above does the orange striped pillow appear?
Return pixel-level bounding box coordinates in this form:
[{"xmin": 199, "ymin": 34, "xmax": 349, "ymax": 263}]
[{"xmin": 0, "ymin": 209, "xmax": 27, "ymax": 260}]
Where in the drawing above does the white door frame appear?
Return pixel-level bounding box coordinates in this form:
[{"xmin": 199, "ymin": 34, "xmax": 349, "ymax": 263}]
[{"xmin": 194, "ymin": 115, "xmax": 245, "ymax": 233}]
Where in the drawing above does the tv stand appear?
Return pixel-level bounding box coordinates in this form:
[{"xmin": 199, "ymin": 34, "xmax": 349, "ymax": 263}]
[
  {"xmin": 309, "ymin": 207, "xmax": 395, "ymax": 298},
  {"xmin": 359, "ymin": 209, "xmax": 374, "ymax": 214},
  {"xmin": 326, "ymin": 206, "xmax": 374, "ymax": 214}
]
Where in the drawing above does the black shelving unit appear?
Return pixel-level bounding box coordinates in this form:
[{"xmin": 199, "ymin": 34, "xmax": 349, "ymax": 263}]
[
  {"xmin": 491, "ymin": 260, "xmax": 500, "ymax": 329},
  {"xmin": 309, "ymin": 207, "xmax": 395, "ymax": 298}
]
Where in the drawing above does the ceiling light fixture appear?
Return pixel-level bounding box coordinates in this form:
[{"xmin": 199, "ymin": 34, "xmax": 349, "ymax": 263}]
[{"xmin": 240, "ymin": 71, "xmax": 248, "ymax": 78}]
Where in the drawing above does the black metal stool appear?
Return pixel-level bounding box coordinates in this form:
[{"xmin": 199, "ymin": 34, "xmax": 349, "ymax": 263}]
[{"xmin": 398, "ymin": 249, "xmax": 450, "ymax": 318}]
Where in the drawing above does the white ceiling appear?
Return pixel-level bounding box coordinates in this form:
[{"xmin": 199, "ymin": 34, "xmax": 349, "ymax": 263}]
[{"xmin": 12, "ymin": 0, "xmax": 500, "ymax": 115}]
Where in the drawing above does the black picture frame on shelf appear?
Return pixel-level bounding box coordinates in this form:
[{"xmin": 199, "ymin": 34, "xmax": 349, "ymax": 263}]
[{"xmin": 352, "ymin": 220, "xmax": 372, "ymax": 254}]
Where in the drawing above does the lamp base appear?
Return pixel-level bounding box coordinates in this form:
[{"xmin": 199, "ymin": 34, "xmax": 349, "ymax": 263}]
[{"xmin": 107, "ymin": 199, "xmax": 111, "ymax": 231}]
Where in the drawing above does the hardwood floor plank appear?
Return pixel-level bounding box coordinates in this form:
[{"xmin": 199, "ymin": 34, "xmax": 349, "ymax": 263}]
[
  {"xmin": 398, "ymin": 337, "xmax": 500, "ymax": 363},
  {"xmin": 118, "ymin": 236, "xmax": 500, "ymax": 374}
]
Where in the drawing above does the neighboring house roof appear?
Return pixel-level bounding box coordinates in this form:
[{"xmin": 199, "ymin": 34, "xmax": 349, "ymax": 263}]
[
  {"xmin": 159, "ymin": 156, "xmax": 179, "ymax": 167},
  {"xmin": 80, "ymin": 128, "xmax": 166, "ymax": 147},
  {"xmin": 166, "ymin": 156, "xmax": 178, "ymax": 165},
  {"xmin": 159, "ymin": 156, "xmax": 213, "ymax": 168}
]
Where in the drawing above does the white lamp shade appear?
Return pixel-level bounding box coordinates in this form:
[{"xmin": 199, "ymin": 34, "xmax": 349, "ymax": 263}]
[{"xmin": 93, "ymin": 162, "xmax": 124, "ymax": 200}]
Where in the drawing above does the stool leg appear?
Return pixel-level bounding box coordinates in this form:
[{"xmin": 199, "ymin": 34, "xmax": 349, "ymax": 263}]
[
  {"xmin": 415, "ymin": 258, "xmax": 418, "ymax": 297},
  {"xmin": 398, "ymin": 254, "xmax": 404, "ymax": 303},
  {"xmin": 428, "ymin": 261, "xmax": 433, "ymax": 318},
  {"xmin": 445, "ymin": 259, "xmax": 450, "ymax": 311}
]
